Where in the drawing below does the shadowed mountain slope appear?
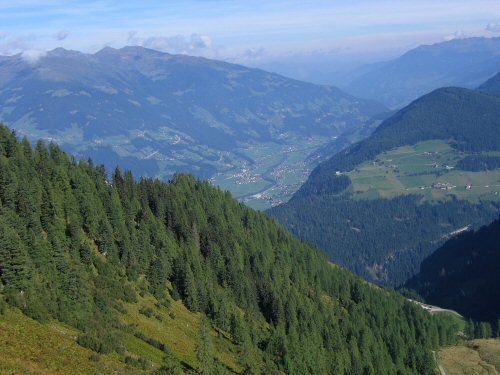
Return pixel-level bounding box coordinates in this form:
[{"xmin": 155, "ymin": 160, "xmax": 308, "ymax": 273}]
[{"xmin": 406, "ymin": 218, "xmax": 500, "ymax": 321}]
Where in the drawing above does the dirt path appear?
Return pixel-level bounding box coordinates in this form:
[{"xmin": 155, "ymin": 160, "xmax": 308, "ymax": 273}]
[{"xmin": 433, "ymin": 350, "xmax": 448, "ymax": 375}]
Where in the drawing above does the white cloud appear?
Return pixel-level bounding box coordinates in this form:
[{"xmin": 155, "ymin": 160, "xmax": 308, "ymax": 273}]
[
  {"xmin": 228, "ymin": 47, "xmax": 266, "ymax": 63},
  {"xmin": 127, "ymin": 32, "xmax": 214, "ymax": 55},
  {"xmin": 443, "ymin": 30, "xmax": 466, "ymax": 41},
  {"xmin": 486, "ymin": 23, "xmax": 500, "ymax": 33},
  {"xmin": 56, "ymin": 29, "xmax": 70, "ymax": 41},
  {"xmin": 127, "ymin": 30, "xmax": 138, "ymax": 43},
  {"xmin": 198, "ymin": 35, "xmax": 213, "ymax": 49},
  {"xmin": 21, "ymin": 49, "xmax": 46, "ymax": 64},
  {"xmin": 0, "ymin": 35, "xmax": 32, "ymax": 56}
]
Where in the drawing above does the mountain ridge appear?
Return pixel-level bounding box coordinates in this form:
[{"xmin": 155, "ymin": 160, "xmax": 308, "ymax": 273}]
[
  {"xmin": 342, "ymin": 37, "xmax": 500, "ymax": 108},
  {"xmin": 478, "ymin": 71, "xmax": 500, "ymax": 94},
  {"xmin": 269, "ymin": 81, "xmax": 500, "ymax": 286}
]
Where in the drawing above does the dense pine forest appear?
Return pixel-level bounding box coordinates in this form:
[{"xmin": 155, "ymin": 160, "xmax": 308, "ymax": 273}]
[
  {"xmin": 0, "ymin": 124, "xmax": 460, "ymax": 374},
  {"xmin": 269, "ymin": 195, "xmax": 499, "ymax": 286},
  {"xmin": 455, "ymin": 155, "xmax": 500, "ymax": 171}
]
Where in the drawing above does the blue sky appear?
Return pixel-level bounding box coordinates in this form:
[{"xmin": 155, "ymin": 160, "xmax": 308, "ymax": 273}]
[{"xmin": 1, "ymin": 0, "xmax": 499, "ymax": 79}]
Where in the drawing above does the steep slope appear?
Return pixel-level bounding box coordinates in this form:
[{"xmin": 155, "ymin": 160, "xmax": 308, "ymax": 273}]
[
  {"xmin": 0, "ymin": 305, "xmax": 137, "ymax": 374},
  {"xmin": 0, "ymin": 124, "xmax": 458, "ymax": 374},
  {"xmin": 0, "ymin": 46, "xmax": 384, "ymax": 208},
  {"xmin": 306, "ymin": 109, "xmax": 395, "ymax": 165},
  {"xmin": 343, "ymin": 37, "xmax": 500, "ymax": 108},
  {"xmin": 269, "ymin": 86, "xmax": 500, "ymax": 286},
  {"xmin": 405, "ymin": 218, "xmax": 500, "ymax": 321}
]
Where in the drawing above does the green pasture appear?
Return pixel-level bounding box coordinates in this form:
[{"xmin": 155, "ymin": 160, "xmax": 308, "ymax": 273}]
[{"xmin": 347, "ymin": 140, "xmax": 500, "ymax": 202}]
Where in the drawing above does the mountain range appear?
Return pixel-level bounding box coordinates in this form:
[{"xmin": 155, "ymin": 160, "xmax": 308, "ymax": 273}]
[
  {"xmin": 269, "ymin": 73, "xmax": 500, "ymax": 286},
  {"xmin": 340, "ymin": 37, "xmax": 500, "ymax": 109},
  {"xmin": 0, "ymin": 46, "xmax": 383, "ymax": 209}
]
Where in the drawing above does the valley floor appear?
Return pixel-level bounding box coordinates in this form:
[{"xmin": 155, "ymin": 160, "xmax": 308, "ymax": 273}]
[{"xmin": 211, "ymin": 136, "xmax": 329, "ymax": 210}]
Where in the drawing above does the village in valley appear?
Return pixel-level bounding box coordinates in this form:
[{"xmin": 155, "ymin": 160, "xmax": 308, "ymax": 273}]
[{"xmin": 210, "ymin": 136, "xmax": 328, "ymax": 209}]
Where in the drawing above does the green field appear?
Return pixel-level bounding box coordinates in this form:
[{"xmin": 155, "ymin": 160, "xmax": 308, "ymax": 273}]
[
  {"xmin": 347, "ymin": 140, "xmax": 500, "ymax": 203},
  {"xmin": 413, "ymin": 307, "xmax": 500, "ymax": 375}
]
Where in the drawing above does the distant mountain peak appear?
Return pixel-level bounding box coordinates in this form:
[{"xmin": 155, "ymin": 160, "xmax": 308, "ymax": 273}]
[
  {"xmin": 94, "ymin": 45, "xmax": 167, "ymax": 58},
  {"xmin": 46, "ymin": 47, "xmax": 87, "ymax": 59},
  {"xmin": 343, "ymin": 36, "xmax": 500, "ymax": 108}
]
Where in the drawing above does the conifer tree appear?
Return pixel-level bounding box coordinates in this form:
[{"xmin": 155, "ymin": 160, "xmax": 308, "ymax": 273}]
[
  {"xmin": 0, "ymin": 218, "xmax": 30, "ymax": 294},
  {"xmin": 196, "ymin": 317, "xmax": 215, "ymax": 375},
  {"xmin": 155, "ymin": 346, "xmax": 182, "ymax": 374}
]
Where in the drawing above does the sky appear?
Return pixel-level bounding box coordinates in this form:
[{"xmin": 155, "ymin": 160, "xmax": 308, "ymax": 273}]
[{"xmin": 1, "ymin": 0, "xmax": 500, "ymax": 82}]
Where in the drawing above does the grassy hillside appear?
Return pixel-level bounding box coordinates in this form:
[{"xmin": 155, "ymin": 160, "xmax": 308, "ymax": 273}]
[
  {"xmin": 297, "ymin": 87, "xmax": 500, "ymax": 198},
  {"xmin": 0, "ymin": 291, "xmax": 242, "ymax": 374},
  {"xmin": 0, "ymin": 303, "xmax": 136, "ymax": 374},
  {"xmin": 438, "ymin": 339, "xmax": 500, "ymax": 375}
]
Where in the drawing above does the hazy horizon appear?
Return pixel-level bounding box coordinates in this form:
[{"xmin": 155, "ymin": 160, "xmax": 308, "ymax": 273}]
[{"xmin": 2, "ymin": 1, "xmax": 500, "ymax": 84}]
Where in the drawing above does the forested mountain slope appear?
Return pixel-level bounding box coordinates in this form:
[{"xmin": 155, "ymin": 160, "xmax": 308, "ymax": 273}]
[
  {"xmin": 0, "ymin": 125, "xmax": 458, "ymax": 374},
  {"xmin": 342, "ymin": 37, "xmax": 500, "ymax": 108},
  {"xmin": 269, "ymin": 86, "xmax": 500, "ymax": 286},
  {"xmin": 297, "ymin": 87, "xmax": 500, "ymax": 197},
  {"xmin": 405, "ymin": 218, "xmax": 500, "ymax": 321},
  {"xmin": 0, "ymin": 46, "xmax": 384, "ymax": 208}
]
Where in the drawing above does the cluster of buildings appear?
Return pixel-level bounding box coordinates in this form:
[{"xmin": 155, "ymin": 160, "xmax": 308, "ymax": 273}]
[{"xmin": 419, "ymin": 182, "xmax": 456, "ymax": 190}]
